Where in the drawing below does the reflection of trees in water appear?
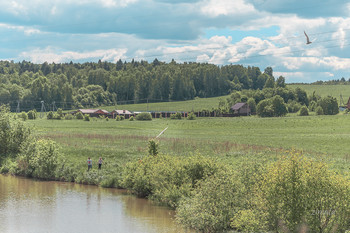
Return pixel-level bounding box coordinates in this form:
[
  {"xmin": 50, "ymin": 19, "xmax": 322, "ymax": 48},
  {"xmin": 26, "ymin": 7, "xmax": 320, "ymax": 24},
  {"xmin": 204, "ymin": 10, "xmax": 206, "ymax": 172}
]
[
  {"xmin": 122, "ymin": 195, "xmax": 178, "ymax": 229},
  {"xmin": 0, "ymin": 175, "xmax": 188, "ymax": 233}
]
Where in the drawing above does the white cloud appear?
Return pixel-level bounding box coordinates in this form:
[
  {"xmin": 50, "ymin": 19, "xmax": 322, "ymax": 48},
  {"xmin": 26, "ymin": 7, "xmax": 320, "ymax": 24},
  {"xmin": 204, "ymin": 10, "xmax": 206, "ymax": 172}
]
[
  {"xmin": 100, "ymin": 0, "xmax": 138, "ymax": 8},
  {"xmin": 18, "ymin": 47, "xmax": 128, "ymax": 63},
  {"xmin": 201, "ymin": 0, "xmax": 256, "ymax": 17}
]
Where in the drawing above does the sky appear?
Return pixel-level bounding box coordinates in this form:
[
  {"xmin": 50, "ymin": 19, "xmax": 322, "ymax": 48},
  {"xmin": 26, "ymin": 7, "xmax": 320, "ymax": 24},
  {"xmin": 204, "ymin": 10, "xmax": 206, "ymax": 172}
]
[{"xmin": 0, "ymin": 0, "xmax": 350, "ymax": 83}]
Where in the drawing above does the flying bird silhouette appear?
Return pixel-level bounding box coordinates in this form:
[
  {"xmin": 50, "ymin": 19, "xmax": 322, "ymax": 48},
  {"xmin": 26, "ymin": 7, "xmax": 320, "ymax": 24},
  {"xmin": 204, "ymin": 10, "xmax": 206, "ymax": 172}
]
[{"xmin": 304, "ymin": 31, "xmax": 312, "ymax": 44}]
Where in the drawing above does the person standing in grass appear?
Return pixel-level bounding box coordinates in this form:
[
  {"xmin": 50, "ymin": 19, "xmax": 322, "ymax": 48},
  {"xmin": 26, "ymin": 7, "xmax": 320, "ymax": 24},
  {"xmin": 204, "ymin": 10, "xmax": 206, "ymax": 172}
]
[
  {"xmin": 87, "ymin": 157, "xmax": 92, "ymax": 171},
  {"xmin": 98, "ymin": 157, "xmax": 103, "ymax": 170}
]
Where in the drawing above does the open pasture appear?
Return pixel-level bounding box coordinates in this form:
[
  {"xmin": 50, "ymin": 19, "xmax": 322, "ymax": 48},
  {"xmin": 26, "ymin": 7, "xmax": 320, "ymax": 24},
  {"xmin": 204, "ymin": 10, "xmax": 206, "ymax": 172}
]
[
  {"xmin": 288, "ymin": 84, "xmax": 350, "ymax": 104},
  {"xmin": 27, "ymin": 114, "xmax": 350, "ymax": 174}
]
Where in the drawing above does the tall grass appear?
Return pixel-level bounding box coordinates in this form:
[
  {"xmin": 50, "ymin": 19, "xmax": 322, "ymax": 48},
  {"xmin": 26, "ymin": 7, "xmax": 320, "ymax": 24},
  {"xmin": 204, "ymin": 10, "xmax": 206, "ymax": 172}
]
[{"xmin": 26, "ymin": 115, "xmax": 350, "ymax": 175}]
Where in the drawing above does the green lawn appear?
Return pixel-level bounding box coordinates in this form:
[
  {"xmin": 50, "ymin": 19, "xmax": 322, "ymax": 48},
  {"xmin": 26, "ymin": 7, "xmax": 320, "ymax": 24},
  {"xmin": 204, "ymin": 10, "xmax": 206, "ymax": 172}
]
[{"xmin": 26, "ymin": 114, "xmax": 350, "ymax": 174}]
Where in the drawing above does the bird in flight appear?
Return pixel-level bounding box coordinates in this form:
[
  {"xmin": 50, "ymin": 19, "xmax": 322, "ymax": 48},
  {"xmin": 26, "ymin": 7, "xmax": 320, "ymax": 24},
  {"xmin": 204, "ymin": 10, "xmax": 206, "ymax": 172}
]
[{"xmin": 304, "ymin": 31, "xmax": 312, "ymax": 45}]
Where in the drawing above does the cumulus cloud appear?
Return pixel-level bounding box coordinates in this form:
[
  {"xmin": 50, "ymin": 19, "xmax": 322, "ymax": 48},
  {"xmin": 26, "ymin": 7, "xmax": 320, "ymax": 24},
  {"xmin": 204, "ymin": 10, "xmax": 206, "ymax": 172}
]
[{"xmin": 18, "ymin": 47, "xmax": 128, "ymax": 63}]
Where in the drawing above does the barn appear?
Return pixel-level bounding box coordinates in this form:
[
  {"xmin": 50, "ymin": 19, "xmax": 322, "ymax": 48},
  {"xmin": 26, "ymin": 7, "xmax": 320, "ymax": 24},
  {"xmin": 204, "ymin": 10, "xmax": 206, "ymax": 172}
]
[{"xmin": 230, "ymin": 103, "xmax": 251, "ymax": 115}]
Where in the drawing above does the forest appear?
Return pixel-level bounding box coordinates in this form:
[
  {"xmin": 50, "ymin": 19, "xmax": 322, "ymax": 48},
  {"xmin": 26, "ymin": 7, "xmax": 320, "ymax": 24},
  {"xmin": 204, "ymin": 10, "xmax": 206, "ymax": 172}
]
[{"xmin": 0, "ymin": 59, "xmax": 282, "ymax": 111}]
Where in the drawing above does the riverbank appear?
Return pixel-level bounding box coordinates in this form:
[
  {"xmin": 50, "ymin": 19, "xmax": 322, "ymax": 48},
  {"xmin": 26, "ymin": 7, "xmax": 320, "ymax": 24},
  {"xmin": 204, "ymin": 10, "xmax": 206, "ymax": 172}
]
[{"xmin": 2, "ymin": 112, "xmax": 350, "ymax": 232}]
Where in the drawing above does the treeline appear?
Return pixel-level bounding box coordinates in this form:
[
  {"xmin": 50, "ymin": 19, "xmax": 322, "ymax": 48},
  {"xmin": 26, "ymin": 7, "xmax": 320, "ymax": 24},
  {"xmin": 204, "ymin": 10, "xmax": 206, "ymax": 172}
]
[
  {"xmin": 0, "ymin": 59, "xmax": 282, "ymax": 111},
  {"xmin": 311, "ymin": 77, "xmax": 350, "ymax": 85}
]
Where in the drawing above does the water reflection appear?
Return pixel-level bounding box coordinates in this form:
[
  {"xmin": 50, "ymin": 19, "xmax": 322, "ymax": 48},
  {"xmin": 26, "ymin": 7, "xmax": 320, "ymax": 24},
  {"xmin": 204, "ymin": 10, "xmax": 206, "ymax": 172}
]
[{"xmin": 0, "ymin": 175, "xmax": 188, "ymax": 233}]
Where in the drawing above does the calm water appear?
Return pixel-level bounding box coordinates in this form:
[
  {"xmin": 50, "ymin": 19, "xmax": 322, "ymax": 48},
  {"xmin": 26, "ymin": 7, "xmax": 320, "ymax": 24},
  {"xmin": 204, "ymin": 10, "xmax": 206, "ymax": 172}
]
[{"xmin": 0, "ymin": 175, "xmax": 187, "ymax": 233}]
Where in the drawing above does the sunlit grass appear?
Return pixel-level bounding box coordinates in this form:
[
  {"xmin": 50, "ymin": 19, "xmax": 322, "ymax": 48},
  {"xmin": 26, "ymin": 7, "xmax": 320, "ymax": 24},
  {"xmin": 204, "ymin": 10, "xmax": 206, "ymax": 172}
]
[{"xmin": 25, "ymin": 114, "xmax": 350, "ymax": 175}]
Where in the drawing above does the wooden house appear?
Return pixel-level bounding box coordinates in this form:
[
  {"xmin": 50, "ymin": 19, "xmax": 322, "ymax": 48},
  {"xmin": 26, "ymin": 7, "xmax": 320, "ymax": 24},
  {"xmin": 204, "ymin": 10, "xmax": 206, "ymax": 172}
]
[
  {"xmin": 110, "ymin": 109, "xmax": 132, "ymax": 119},
  {"xmin": 230, "ymin": 103, "xmax": 251, "ymax": 115}
]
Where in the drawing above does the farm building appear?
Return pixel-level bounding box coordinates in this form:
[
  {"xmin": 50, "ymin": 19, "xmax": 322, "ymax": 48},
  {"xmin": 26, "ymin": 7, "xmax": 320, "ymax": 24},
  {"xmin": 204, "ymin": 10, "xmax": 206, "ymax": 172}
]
[
  {"xmin": 110, "ymin": 109, "xmax": 132, "ymax": 119},
  {"xmin": 75, "ymin": 109, "xmax": 109, "ymax": 117},
  {"xmin": 230, "ymin": 103, "xmax": 251, "ymax": 115}
]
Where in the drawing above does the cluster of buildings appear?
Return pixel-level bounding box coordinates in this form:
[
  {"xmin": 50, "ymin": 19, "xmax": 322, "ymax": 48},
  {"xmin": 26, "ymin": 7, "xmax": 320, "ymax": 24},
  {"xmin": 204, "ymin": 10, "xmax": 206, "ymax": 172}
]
[
  {"xmin": 73, "ymin": 109, "xmax": 133, "ymax": 119},
  {"xmin": 72, "ymin": 102, "xmax": 252, "ymax": 119}
]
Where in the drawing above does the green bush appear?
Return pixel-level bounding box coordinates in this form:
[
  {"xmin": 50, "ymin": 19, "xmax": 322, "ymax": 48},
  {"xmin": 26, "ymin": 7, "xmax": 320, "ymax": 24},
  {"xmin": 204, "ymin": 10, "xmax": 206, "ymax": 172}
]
[
  {"xmin": 176, "ymin": 169, "xmax": 244, "ymax": 233},
  {"xmin": 235, "ymin": 152, "xmax": 350, "ymax": 232},
  {"xmin": 64, "ymin": 114, "xmax": 74, "ymax": 120},
  {"xmin": 170, "ymin": 112, "xmax": 182, "ymax": 119},
  {"xmin": 315, "ymin": 106, "xmax": 324, "ymax": 115},
  {"xmin": 298, "ymin": 105, "xmax": 309, "ymax": 116},
  {"xmin": 129, "ymin": 116, "xmax": 134, "ymax": 121},
  {"xmin": 19, "ymin": 112, "xmax": 28, "ymax": 121},
  {"xmin": 116, "ymin": 115, "xmax": 121, "ymax": 121},
  {"xmin": 27, "ymin": 109, "xmax": 37, "ymax": 120},
  {"xmin": 76, "ymin": 111, "xmax": 84, "ymax": 119},
  {"xmin": 122, "ymin": 154, "xmax": 220, "ymax": 207},
  {"xmin": 148, "ymin": 139, "xmax": 158, "ymax": 156},
  {"xmin": 136, "ymin": 112, "xmax": 152, "ymax": 121},
  {"xmin": 19, "ymin": 139, "xmax": 62, "ymax": 179},
  {"xmin": 47, "ymin": 111, "xmax": 54, "ymax": 119},
  {"xmin": 318, "ymin": 96, "xmax": 339, "ymax": 115},
  {"xmin": 187, "ymin": 112, "xmax": 196, "ymax": 120},
  {"xmin": 84, "ymin": 114, "xmax": 90, "ymax": 121},
  {"xmin": 0, "ymin": 105, "xmax": 32, "ymax": 158}
]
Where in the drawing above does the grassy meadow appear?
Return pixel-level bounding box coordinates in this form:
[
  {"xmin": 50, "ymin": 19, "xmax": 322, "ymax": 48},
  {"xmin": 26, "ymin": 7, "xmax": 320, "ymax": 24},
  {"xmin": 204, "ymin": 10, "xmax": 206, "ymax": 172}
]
[
  {"xmin": 26, "ymin": 114, "xmax": 350, "ymax": 175},
  {"xmin": 104, "ymin": 95, "xmax": 227, "ymax": 112},
  {"xmin": 288, "ymin": 84, "xmax": 350, "ymax": 105},
  {"xmin": 99, "ymin": 84, "xmax": 350, "ymax": 113}
]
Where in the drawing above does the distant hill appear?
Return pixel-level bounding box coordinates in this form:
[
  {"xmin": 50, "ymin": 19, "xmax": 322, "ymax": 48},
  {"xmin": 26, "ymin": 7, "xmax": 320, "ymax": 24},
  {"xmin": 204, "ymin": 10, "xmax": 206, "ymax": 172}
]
[{"xmin": 288, "ymin": 84, "xmax": 350, "ymax": 105}]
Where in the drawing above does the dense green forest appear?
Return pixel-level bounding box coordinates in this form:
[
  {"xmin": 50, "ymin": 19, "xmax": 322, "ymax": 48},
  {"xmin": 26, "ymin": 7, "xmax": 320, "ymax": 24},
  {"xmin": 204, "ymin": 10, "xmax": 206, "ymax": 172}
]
[{"xmin": 0, "ymin": 59, "xmax": 282, "ymax": 111}]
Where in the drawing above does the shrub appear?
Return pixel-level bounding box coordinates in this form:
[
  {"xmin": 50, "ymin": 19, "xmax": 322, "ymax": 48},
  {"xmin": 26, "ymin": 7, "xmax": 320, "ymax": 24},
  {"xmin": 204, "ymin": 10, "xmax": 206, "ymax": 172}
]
[
  {"xmin": 236, "ymin": 152, "xmax": 350, "ymax": 232},
  {"xmin": 122, "ymin": 154, "xmax": 220, "ymax": 207},
  {"xmin": 298, "ymin": 106, "xmax": 309, "ymax": 116},
  {"xmin": 315, "ymin": 106, "xmax": 324, "ymax": 115},
  {"xmin": 27, "ymin": 109, "xmax": 37, "ymax": 120},
  {"xmin": 47, "ymin": 111, "xmax": 54, "ymax": 119},
  {"xmin": 76, "ymin": 111, "xmax": 84, "ymax": 119},
  {"xmin": 171, "ymin": 112, "xmax": 182, "ymax": 119},
  {"xmin": 115, "ymin": 115, "xmax": 121, "ymax": 121},
  {"xmin": 120, "ymin": 116, "xmax": 125, "ymax": 121},
  {"xmin": 247, "ymin": 98, "xmax": 257, "ymax": 114},
  {"xmin": 64, "ymin": 114, "xmax": 74, "ymax": 120},
  {"xmin": 187, "ymin": 112, "xmax": 196, "ymax": 120},
  {"xmin": 176, "ymin": 169, "xmax": 245, "ymax": 233},
  {"xmin": 287, "ymin": 100, "xmax": 302, "ymax": 113},
  {"xmin": 148, "ymin": 139, "xmax": 158, "ymax": 156},
  {"xmin": 19, "ymin": 139, "xmax": 62, "ymax": 179},
  {"xmin": 0, "ymin": 105, "xmax": 32, "ymax": 157},
  {"xmin": 136, "ymin": 112, "xmax": 152, "ymax": 121},
  {"xmin": 19, "ymin": 112, "xmax": 28, "ymax": 121},
  {"xmin": 84, "ymin": 114, "xmax": 90, "ymax": 121},
  {"xmin": 317, "ymin": 96, "xmax": 339, "ymax": 115},
  {"xmin": 129, "ymin": 116, "xmax": 134, "ymax": 121}
]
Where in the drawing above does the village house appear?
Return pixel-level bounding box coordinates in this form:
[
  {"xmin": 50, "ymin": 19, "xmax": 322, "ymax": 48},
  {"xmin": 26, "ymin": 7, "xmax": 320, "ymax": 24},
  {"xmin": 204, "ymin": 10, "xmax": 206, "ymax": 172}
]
[
  {"xmin": 110, "ymin": 109, "xmax": 132, "ymax": 119},
  {"xmin": 230, "ymin": 103, "xmax": 251, "ymax": 116},
  {"xmin": 75, "ymin": 109, "xmax": 109, "ymax": 117}
]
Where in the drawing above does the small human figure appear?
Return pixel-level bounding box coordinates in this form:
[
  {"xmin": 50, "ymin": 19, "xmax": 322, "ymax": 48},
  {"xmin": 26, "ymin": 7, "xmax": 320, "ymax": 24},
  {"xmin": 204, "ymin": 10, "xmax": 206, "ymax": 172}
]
[
  {"xmin": 87, "ymin": 157, "xmax": 92, "ymax": 171},
  {"xmin": 98, "ymin": 157, "xmax": 103, "ymax": 170}
]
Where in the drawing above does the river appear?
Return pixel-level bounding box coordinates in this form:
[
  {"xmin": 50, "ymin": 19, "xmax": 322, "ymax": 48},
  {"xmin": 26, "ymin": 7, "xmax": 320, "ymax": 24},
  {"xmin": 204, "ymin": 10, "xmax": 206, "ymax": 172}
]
[{"xmin": 0, "ymin": 175, "xmax": 188, "ymax": 233}]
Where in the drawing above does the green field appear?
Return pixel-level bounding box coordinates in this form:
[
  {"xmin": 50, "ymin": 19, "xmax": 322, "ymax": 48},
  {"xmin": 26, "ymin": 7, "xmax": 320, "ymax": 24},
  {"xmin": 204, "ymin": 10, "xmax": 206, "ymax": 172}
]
[
  {"xmin": 99, "ymin": 84, "xmax": 350, "ymax": 113},
  {"xmin": 288, "ymin": 84, "xmax": 350, "ymax": 105},
  {"xmin": 104, "ymin": 95, "xmax": 227, "ymax": 112},
  {"xmin": 26, "ymin": 114, "xmax": 350, "ymax": 174}
]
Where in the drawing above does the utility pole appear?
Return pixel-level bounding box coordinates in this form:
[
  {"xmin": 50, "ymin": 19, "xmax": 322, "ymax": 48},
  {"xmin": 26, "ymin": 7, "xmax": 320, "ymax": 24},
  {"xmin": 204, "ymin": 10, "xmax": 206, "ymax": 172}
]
[{"xmin": 40, "ymin": 101, "xmax": 46, "ymax": 118}]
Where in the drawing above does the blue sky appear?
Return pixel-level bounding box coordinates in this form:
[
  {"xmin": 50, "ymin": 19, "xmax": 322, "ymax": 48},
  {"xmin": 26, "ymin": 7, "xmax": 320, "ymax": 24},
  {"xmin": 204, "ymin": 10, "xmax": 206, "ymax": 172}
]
[{"xmin": 0, "ymin": 0, "xmax": 350, "ymax": 83}]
